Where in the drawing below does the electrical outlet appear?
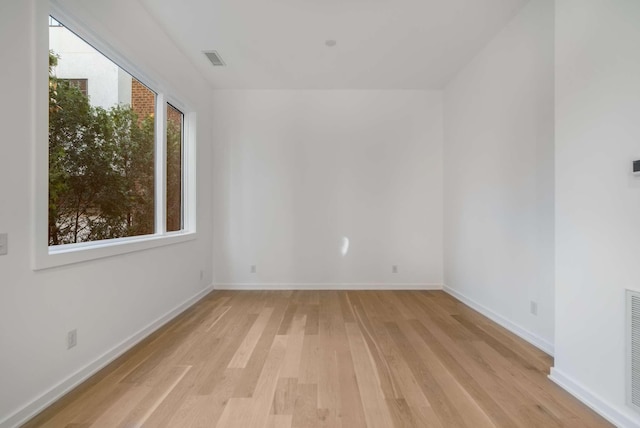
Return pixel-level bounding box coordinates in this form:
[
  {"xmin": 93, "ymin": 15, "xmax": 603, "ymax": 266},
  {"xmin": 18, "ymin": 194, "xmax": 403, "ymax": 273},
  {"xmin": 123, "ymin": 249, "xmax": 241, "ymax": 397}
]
[
  {"xmin": 67, "ymin": 329, "xmax": 77, "ymax": 349},
  {"xmin": 530, "ymin": 301, "xmax": 538, "ymax": 316},
  {"xmin": 0, "ymin": 233, "xmax": 7, "ymax": 256},
  {"xmin": 250, "ymin": 265, "xmax": 257, "ymax": 274},
  {"xmin": 392, "ymin": 265, "xmax": 398, "ymax": 274}
]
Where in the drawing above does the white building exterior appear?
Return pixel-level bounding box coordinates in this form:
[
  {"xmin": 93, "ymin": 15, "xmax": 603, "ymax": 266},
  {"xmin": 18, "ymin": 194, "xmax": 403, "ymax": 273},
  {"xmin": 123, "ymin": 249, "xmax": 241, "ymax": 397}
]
[{"xmin": 49, "ymin": 18, "xmax": 131, "ymax": 109}]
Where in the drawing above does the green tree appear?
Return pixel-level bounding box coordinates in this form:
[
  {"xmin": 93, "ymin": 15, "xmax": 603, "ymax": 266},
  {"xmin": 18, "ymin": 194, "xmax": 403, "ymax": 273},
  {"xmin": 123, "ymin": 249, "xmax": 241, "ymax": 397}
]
[
  {"xmin": 166, "ymin": 115, "xmax": 182, "ymax": 231},
  {"xmin": 48, "ymin": 51, "xmax": 155, "ymax": 245}
]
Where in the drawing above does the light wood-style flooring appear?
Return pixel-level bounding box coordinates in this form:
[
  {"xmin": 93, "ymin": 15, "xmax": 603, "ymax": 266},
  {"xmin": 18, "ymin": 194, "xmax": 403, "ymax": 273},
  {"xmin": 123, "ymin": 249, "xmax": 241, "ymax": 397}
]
[{"xmin": 24, "ymin": 290, "xmax": 611, "ymax": 427}]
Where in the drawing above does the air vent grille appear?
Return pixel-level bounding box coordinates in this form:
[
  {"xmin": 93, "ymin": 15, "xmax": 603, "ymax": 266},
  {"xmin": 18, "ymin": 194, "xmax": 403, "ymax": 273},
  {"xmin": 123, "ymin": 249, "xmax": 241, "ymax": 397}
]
[
  {"xmin": 628, "ymin": 290, "xmax": 640, "ymax": 412},
  {"xmin": 204, "ymin": 51, "xmax": 225, "ymax": 67}
]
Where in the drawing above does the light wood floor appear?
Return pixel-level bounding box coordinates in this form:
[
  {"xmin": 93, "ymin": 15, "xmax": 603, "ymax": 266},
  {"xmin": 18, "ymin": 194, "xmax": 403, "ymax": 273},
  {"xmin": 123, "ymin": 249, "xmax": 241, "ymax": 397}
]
[{"xmin": 24, "ymin": 290, "xmax": 611, "ymax": 427}]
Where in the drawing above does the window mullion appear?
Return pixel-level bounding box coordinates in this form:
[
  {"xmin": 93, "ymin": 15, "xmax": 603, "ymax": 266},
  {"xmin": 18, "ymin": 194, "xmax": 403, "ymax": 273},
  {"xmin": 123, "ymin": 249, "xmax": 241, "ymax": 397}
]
[{"xmin": 155, "ymin": 93, "xmax": 167, "ymax": 235}]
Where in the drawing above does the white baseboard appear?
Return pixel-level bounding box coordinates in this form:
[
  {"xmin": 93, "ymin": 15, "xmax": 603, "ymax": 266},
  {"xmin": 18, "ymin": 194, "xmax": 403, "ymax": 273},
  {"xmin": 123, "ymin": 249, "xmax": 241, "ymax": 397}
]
[
  {"xmin": 0, "ymin": 285, "xmax": 214, "ymax": 428},
  {"xmin": 549, "ymin": 368, "xmax": 640, "ymax": 428},
  {"xmin": 443, "ymin": 285, "xmax": 554, "ymax": 356},
  {"xmin": 213, "ymin": 283, "xmax": 443, "ymax": 291}
]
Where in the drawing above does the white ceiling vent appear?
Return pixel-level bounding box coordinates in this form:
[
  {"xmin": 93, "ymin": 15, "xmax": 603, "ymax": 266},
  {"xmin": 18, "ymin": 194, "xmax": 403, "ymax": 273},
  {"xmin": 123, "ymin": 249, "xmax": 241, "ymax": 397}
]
[
  {"xmin": 627, "ymin": 290, "xmax": 640, "ymax": 413},
  {"xmin": 203, "ymin": 51, "xmax": 225, "ymax": 67}
]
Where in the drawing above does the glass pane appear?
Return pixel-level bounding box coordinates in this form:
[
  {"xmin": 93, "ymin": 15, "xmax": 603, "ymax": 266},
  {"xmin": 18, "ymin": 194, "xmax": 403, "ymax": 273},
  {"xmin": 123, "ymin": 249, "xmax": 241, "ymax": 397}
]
[
  {"xmin": 48, "ymin": 18, "xmax": 155, "ymax": 245},
  {"xmin": 166, "ymin": 103, "xmax": 184, "ymax": 232}
]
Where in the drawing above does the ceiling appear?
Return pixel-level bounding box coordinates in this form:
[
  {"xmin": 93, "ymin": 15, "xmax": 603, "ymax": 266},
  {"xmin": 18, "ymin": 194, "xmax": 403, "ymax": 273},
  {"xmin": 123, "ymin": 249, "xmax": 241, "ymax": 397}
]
[{"xmin": 139, "ymin": 0, "xmax": 529, "ymax": 90}]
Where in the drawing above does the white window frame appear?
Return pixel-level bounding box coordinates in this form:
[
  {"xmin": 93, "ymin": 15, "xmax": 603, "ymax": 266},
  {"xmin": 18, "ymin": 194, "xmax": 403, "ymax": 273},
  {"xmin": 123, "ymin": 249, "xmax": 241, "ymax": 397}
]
[{"xmin": 33, "ymin": 1, "xmax": 197, "ymax": 270}]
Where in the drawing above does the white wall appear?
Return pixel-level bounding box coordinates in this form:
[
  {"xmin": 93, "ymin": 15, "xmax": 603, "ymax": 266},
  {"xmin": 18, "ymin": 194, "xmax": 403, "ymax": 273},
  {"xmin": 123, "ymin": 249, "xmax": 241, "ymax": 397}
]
[
  {"xmin": 0, "ymin": 1, "xmax": 213, "ymax": 426},
  {"xmin": 443, "ymin": 0, "xmax": 555, "ymax": 353},
  {"xmin": 552, "ymin": 0, "xmax": 640, "ymax": 426},
  {"xmin": 212, "ymin": 90, "xmax": 443, "ymax": 288}
]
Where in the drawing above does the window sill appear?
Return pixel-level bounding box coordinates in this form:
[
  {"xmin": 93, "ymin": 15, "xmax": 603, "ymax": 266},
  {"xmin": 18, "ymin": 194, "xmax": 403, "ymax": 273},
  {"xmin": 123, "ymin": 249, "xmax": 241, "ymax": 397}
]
[{"xmin": 33, "ymin": 231, "xmax": 197, "ymax": 270}]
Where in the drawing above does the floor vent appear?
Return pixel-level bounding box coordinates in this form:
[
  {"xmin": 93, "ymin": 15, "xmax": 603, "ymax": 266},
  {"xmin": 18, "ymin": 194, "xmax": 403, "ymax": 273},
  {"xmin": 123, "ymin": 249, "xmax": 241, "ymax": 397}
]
[
  {"xmin": 203, "ymin": 51, "xmax": 225, "ymax": 67},
  {"xmin": 628, "ymin": 289, "xmax": 640, "ymax": 412}
]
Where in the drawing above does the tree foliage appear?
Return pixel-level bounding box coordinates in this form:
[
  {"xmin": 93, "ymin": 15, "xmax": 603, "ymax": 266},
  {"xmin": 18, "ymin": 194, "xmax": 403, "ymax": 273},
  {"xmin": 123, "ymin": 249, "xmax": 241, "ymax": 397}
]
[
  {"xmin": 48, "ymin": 51, "xmax": 155, "ymax": 245},
  {"xmin": 166, "ymin": 108, "xmax": 182, "ymax": 232}
]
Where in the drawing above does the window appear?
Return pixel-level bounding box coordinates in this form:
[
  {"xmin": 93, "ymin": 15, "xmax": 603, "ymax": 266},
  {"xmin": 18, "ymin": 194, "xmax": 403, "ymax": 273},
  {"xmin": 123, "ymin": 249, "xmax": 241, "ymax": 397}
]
[
  {"xmin": 166, "ymin": 103, "xmax": 184, "ymax": 232},
  {"xmin": 37, "ymin": 12, "xmax": 195, "ymax": 267},
  {"xmin": 48, "ymin": 16, "xmax": 62, "ymax": 27},
  {"xmin": 63, "ymin": 78, "xmax": 88, "ymax": 96}
]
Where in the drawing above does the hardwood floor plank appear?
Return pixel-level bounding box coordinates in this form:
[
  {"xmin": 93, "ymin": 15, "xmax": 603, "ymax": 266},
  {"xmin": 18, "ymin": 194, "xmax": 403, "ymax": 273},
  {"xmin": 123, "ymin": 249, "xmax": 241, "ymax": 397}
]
[
  {"xmin": 338, "ymin": 291, "xmax": 356, "ymax": 323},
  {"xmin": 206, "ymin": 306, "xmax": 232, "ymax": 332},
  {"xmin": 304, "ymin": 304, "xmax": 320, "ymax": 336},
  {"xmin": 409, "ymin": 318, "xmax": 524, "ymax": 427},
  {"xmin": 386, "ymin": 398, "xmax": 421, "ymax": 428},
  {"xmin": 22, "ymin": 290, "xmax": 612, "ymax": 428},
  {"xmin": 370, "ymin": 324, "xmax": 445, "ymax": 428},
  {"xmin": 265, "ymin": 414, "xmax": 293, "ymax": 428},
  {"xmin": 297, "ymin": 334, "xmax": 320, "ymax": 385},
  {"xmin": 384, "ymin": 321, "xmax": 471, "ymax": 427},
  {"xmin": 351, "ymin": 293, "xmax": 401, "ymax": 399},
  {"xmin": 317, "ymin": 292, "xmax": 343, "ymax": 416},
  {"xmin": 131, "ymin": 365, "xmax": 192, "ymax": 427},
  {"xmin": 473, "ymin": 341, "xmax": 608, "ymax": 427},
  {"xmin": 277, "ymin": 303, "xmax": 299, "ymax": 335},
  {"xmin": 228, "ymin": 307, "xmax": 274, "ymax": 369},
  {"xmin": 88, "ymin": 386, "xmax": 151, "ymax": 428},
  {"xmin": 233, "ymin": 297, "xmax": 289, "ymax": 398},
  {"xmin": 116, "ymin": 364, "xmax": 191, "ymax": 427},
  {"xmin": 214, "ymin": 397, "xmax": 255, "ymax": 428},
  {"xmin": 195, "ymin": 314, "xmax": 258, "ymax": 395},
  {"xmin": 181, "ymin": 369, "xmax": 244, "ymax": 428},
  {"xmin": 345, "ymin": 322, "xmax": 396, "ymax": 428},
  {"xmin": 291, "ymin": 383, "xmax": 319, "ymax": 428},
  {"xmin": 334, "ymin": 319, "xmax": 368, "ymax": 428},
  {"xmin": 272, "ymin": 377, "xmax": 298, "ymax": 415},
  {"xmin": 279, "ymin": 315, "xmax": 307, "ymax": 379},
  {"xmin": 216, "ymin": 335, "xmax": 288, "ymax": 427}
]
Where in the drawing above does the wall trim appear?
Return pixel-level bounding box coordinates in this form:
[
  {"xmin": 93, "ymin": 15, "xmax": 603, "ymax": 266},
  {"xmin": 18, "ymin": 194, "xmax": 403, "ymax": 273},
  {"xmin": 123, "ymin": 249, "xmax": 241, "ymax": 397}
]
[
  {"xmin": 549, "ymin": 368, "xmax": 640, "ymax": 428},
  {"xmin": 214, "ymin": 283, "xmax": 443, "ymax": 291},
  {"xmin": 443, "ymin": 285, "xmax": 554, "ymax": 356},
  {"xmin": 0, "ymin": 285, "xmax": 214, "ymax": 428}
]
